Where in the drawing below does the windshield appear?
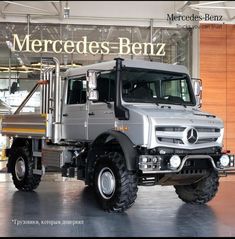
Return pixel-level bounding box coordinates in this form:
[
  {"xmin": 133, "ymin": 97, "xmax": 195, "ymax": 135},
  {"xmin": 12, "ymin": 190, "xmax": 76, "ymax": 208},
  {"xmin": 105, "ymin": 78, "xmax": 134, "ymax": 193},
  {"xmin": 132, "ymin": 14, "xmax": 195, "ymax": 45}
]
[{"xmin": 122, "ymin": 68, "xmax": 195, "ymax": 106}]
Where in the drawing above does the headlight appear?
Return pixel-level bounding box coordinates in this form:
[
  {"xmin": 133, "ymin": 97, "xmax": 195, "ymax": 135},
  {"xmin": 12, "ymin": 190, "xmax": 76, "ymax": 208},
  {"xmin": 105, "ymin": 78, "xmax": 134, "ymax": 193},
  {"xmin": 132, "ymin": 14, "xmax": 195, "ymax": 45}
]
[
  {"xmin": 169, "ymin": 155, "xmax": 181, "ymax": 169},
  {"xmin": 219, "ymin": 155, "xmax": 230, "ymax": 167}
]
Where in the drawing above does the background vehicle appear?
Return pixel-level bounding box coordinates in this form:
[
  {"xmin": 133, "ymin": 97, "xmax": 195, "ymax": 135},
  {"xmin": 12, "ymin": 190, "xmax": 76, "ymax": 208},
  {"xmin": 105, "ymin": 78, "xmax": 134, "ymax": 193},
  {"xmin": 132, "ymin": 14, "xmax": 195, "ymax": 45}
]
[{"xmin": 1, "ymin": 57, "xmax": 235, "ymax": 212}]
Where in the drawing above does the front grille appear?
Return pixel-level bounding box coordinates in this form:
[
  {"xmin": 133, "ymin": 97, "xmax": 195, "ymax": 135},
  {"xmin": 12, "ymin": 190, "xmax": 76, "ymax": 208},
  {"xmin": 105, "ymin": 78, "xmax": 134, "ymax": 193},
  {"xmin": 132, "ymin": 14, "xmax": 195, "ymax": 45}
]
[
  {"xmin": 196, "ymin": 138, "xmax": 218, "ymax": 144},
  {"xmin": 155, "ymin": 127, "xmax": 185, "ymax": 132},
  {"xmin": 158, "ymin": 137, "xmax": 184, "ymax": 144},
  {"xmin": 195, "ymin": 127, "xmax": 220, "ymax": 133},
  {"xmin": 156, "ymin": 126, "xmax": 221, "ymax": 146},
  {"xmin": 156, "ymin": 126, "xmax": 185, "ymax": 146}
]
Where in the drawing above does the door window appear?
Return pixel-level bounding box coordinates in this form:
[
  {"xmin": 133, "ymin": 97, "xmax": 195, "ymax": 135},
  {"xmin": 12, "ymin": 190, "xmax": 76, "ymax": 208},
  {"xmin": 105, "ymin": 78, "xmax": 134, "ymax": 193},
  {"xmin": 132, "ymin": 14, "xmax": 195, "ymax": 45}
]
[
  {"xmin": 94, "ymin": 72, "xmax": 115, "ymax": 103},
  {"xmin": 67, "ymin": 77, "xmax": 87, "ymax": 104}
]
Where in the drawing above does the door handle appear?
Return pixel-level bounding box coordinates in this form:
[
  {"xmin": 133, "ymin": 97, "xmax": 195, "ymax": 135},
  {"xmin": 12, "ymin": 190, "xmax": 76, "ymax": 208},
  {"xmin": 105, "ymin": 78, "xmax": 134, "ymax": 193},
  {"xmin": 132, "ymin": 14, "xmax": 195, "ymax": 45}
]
[
  {"xmin": 104, "ymin": 111, "xmax": 113, "ymax": 114},
  {"xmin": 89, "ymin": 112, "xmax": 95, "ymax": 116},
  {"xmin": 63, "ymin": 113, "xmax": 68, "ymax": 117}
]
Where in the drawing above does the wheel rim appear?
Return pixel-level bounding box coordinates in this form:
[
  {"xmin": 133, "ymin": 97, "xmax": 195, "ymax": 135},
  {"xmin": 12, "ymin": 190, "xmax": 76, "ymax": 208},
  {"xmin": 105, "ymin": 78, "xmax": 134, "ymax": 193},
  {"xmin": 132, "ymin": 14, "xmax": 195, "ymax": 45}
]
[
  {"xmin": 98, "ymin": 167, "xmax": 116, "ymax": 199},
  {"xmin": 15, "ymin": 157, "xmax": 26, "ymax": 181}
]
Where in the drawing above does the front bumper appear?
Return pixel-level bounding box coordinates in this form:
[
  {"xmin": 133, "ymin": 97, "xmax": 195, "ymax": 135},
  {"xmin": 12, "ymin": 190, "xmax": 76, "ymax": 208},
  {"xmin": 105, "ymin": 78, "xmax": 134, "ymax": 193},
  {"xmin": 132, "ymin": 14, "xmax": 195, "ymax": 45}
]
[{"xmin": 139, "ymin": 154, "xmax": 235, "ymax": 174}]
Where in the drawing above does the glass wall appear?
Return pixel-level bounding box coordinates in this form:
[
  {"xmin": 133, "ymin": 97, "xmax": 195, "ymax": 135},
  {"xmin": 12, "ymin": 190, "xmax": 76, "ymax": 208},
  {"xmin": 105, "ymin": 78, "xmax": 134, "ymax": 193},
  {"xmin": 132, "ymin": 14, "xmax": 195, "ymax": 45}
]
[{"xmin": 0, "ymin": 22, "xmax": 192, "ymax": 111}]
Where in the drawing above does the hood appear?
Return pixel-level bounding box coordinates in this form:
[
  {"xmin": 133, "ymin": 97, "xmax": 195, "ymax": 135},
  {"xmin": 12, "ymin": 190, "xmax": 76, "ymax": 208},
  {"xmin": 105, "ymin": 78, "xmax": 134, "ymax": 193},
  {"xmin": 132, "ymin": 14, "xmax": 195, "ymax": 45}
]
[
  {"xmin": 125, "ymin": 104, "xmax": 223, "ymax": 129},
  {"xmin": 123, "ymin": 104, "xmax": 224, "ymax": 149}
]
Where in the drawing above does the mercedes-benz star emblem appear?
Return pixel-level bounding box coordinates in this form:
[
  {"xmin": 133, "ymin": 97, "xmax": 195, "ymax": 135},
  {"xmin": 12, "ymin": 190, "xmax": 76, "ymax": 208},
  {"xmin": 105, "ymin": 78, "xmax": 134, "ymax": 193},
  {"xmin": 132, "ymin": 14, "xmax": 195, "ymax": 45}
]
[{"xmin": 187, "ymin": 128, "xmax": 198, "ymax": 144}]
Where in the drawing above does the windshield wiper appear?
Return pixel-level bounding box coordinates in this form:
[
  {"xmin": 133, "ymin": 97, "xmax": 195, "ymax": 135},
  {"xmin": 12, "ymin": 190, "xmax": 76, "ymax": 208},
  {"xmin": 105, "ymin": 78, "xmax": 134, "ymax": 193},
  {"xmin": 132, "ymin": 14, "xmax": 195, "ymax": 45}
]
[
  {"xmin": 104, "ymin": 100, "xmax": 112, "ymax": 108},
  {"xmin": 164, "ymin": 101, "xmax": 187, "ymax": 108},
  {"xmin": 154, "ymin": 100, "xmax": 159, "ymax": 106},
  {"xmin": 154, "ymin": 98, "xmax": 188, "ymax": 108},
  {"xmin": 99, "ymin": 100, "xmax": 112, "ymax": 108}
]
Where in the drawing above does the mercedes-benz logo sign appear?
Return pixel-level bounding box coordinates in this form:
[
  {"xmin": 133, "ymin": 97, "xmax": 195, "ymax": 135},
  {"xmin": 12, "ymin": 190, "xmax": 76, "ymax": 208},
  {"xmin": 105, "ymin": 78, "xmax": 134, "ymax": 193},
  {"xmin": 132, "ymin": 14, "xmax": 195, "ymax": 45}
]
[{"xmin": 187, "ymin": 128, "xmax": 198, "ymax": 144}]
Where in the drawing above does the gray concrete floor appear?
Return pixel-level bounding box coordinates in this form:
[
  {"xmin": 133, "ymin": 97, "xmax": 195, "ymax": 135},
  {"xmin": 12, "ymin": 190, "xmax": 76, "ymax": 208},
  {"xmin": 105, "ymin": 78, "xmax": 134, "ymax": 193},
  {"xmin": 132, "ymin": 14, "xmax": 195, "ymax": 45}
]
[{"xmin": 0, "ymin": 162, "xmax": 235, "ymax": 237}]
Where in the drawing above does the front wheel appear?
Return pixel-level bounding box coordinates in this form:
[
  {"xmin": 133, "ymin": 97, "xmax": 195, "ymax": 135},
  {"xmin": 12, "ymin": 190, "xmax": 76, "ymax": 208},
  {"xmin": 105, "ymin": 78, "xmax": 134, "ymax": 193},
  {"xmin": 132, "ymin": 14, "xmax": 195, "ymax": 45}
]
[
  {"xmin": 174, "ymin": 170, "xmax": 219, "ymax": 204},
  {"xmin": 10, "ymin": 146, "xmax": 41, "ymax": 191},
  {"xmin": 94, "ymin": 152, "xmax": 138, "ymax": 212}
]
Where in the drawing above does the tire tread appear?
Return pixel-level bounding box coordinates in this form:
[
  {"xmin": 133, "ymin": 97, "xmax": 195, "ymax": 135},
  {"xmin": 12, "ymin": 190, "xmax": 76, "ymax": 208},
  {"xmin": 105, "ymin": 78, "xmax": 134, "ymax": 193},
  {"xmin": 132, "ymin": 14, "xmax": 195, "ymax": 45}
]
[
  {"xmin": 174, "ymin": 170, "xmax": 219, "ymax": 204},
  {"xmin": 95, "ymin": 151, "xmax": 138, "ymax": 212},
  {"xmin": 11, "ymin": 146, "xmax": 41, "ymax": 192}
]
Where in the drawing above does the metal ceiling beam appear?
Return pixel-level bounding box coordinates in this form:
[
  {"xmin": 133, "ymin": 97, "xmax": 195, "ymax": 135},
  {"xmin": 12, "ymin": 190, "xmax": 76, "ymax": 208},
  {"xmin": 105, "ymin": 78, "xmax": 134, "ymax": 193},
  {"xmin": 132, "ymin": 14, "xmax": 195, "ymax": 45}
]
[
  {"xmin": 191, "ymin": 1, "xmax": 226, "ymax": 7},
  {"xmin": 192, "ymin": 6, "xmax": 235, "ymax": 10},
  {"xmin": 190, "ymin": 1, "xmax": 234, "ymax": 10},
  {"xmin": 3, "ymin": 1, "xmax": 52, "ymax": 13},
  {"xmin": 1, "ymin": 11, "xmax": 58, "ymax": 17},
  {"xmin": 59, "ymin": 1, "xmax": 64, "ymax": 20},
  {"xmin": 51, "ymin": 2, "xmax": 60, "ymax": 15},
  {"xmin": 176, "ymin": 1, "xmax": 191, "ymax": 14},
  {"xmin": 0, "ymin": 3, "xmax": 10, "ymax": 18},
  {"xmin": 223, "ymin": 2, "xmax": 231, "ymax": 21},
  {"xmin": 2, "ymin": 2, "xmax": 10, "ymax": 11}
]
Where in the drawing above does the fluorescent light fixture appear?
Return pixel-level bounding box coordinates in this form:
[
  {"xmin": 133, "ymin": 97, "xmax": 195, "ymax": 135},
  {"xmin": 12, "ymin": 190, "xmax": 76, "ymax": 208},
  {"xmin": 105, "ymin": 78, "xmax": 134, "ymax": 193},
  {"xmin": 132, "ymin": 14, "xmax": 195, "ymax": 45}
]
[
  {"xmin": 6, "ymin": 40, "xmax": 13, "ymax": 50},
  {"xmin": 176, "ymin": 1, "xmax": 191, "ymax": 14},
  {"xmin": 64, "ymin": 7, "xmax": 70, "ymax": 18},
  {"xmin": 17, "ymin": 57, "xmax": 24, "ymax": 65},
  {"xmin": 64, "ymin": 1, "xmax": 70, "ymax": 19}
]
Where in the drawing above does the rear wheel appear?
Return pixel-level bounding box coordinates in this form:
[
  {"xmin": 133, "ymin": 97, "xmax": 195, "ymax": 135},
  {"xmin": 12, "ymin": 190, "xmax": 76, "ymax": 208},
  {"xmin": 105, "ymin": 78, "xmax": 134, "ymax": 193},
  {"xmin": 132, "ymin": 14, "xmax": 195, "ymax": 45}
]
[
  {"xmin": 94, "ymin": 152, "xmax": 138, "ymax": 212},
  {"xmin": 10, "ymin": 146, "xmax": 41, "ymax": 191},
  {"xmin": 174, "ymin": 170, "xmax": 219, "ymax": 204}
]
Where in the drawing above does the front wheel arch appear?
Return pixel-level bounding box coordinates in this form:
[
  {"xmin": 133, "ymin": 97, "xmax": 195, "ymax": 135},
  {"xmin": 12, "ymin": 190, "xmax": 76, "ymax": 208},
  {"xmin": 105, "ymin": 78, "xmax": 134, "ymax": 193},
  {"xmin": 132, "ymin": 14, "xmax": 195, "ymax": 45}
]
[{"xmin": 85, "ymin": 130, "xmax": 138, "ymax": 185}]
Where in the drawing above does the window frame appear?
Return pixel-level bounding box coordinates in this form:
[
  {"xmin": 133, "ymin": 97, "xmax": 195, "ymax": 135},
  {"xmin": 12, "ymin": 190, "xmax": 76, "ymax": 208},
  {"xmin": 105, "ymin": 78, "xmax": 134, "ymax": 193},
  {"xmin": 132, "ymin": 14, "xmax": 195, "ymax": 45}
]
[
  {"xmin": 66, "ymin": 75, "xmax": 87, "ymax": 105},
  {"xmin": 121, "ymin": 67, "xmax": 196, "ymax": 106},
  {"xmin": 92, "ymin": 70, "xmax": 116, "ymax": 104}
]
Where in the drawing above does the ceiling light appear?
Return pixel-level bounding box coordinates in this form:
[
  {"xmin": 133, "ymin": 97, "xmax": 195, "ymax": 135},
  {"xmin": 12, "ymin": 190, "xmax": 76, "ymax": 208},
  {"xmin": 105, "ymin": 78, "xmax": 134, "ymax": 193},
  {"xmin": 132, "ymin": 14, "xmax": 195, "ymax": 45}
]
[
  {"xmin": 17, "ymin": 57, "xmax": 24, "ymax": 65},
  {"xmin": 6, "ymin": 41, "xmax": 13, "ymax": 50},
  {"xmin": 64, "ymin": 1, "xmax": 70, "ymax": 19},
  {"xmin": 31, "ymin": 62, "xmax": 41, "ymax": 66}
]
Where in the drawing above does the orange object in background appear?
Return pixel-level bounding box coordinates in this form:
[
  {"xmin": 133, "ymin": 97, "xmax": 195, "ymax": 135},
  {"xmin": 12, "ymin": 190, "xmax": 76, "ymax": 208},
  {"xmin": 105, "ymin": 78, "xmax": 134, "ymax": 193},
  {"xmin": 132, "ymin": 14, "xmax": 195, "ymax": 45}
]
[{"xmin": 200, "ymin": 24, "xmax": 235, "ymax": 154}]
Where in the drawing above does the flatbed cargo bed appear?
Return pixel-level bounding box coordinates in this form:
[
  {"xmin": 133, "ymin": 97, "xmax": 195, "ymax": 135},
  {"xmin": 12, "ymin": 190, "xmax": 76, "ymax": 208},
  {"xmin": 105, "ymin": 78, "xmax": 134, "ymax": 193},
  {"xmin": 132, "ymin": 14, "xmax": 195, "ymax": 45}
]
[{"xmin": 1, "ymin": 113, "xmax": 51, "ymax": 139}]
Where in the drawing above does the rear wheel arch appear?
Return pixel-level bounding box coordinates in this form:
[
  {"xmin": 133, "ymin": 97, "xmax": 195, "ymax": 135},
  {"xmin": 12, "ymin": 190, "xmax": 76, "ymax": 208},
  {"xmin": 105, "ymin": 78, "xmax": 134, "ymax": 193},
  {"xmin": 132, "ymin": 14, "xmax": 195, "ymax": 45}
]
[
  {"xmin": 8, "ymin": 138, "xmax": 42, "ymax": 173},
  {"xmin": 8, "ymin": 138, "xmax": 32, "ymax": 173},
  {"xmin": 10, "ymin": 145, "xmax": 41, "ymax": 191},
  {"xmin": 12, "ymin": 138, "xmax": 32, "ymax": 149}
]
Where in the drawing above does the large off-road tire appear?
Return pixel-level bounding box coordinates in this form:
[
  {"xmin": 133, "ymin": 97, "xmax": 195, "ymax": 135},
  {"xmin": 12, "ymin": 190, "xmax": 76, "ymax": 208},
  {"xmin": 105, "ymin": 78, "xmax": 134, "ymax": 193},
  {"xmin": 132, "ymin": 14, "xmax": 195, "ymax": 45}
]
[
  {"xmin": 10, "ymin": 146, "xmax": 41, "ymax": 191},
  {"xmin": 94, "ymin": 151, "xmax": 138, "ymax": 212},
  {"xmin": 174, "ymin": 170, "xmax": 219, "ymax": 204}
]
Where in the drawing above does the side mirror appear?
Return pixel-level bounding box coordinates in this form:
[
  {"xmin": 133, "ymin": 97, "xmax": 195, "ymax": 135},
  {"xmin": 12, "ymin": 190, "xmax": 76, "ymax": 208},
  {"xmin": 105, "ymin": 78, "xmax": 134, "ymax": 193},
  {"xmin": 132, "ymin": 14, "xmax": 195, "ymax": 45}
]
[
  {"xmin": 193, "ymin": 79, "xmax": 201, "ymax": 96},
  {"xmin": 88, "ymin": 90, "xmax": 99, "ymax": 101},
  {"xmin": 192, "ymin": 78, "xmax": 202, "ymax": 107},
  {"xmin": 87, "ymin": 71, "xmax": 97, "ymax": 90}
]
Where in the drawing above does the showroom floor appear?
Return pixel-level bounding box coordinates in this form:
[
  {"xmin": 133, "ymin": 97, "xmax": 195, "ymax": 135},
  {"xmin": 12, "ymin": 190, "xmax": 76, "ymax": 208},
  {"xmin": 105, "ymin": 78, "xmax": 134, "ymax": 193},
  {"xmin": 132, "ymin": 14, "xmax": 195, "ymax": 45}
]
[{"xmin": 0, "ymin": 162, "xmax": 235, "ymax": 237}]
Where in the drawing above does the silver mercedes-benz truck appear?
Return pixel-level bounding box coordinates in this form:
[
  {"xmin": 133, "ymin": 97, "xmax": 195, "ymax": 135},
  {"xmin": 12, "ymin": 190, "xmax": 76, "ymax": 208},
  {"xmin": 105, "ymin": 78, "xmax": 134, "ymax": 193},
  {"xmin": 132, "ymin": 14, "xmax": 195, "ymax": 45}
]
[{"xmin": 1, "ymin": 57, "xmax": 235, "ymax": 212}]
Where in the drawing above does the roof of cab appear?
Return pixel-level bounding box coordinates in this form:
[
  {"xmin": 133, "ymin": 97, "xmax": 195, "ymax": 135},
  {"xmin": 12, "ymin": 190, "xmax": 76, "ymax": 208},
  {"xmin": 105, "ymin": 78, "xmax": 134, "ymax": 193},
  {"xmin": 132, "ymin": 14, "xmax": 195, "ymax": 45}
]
[{"xmin": 64, "ymin": 59, "xmax": 189, "ymax": 78}]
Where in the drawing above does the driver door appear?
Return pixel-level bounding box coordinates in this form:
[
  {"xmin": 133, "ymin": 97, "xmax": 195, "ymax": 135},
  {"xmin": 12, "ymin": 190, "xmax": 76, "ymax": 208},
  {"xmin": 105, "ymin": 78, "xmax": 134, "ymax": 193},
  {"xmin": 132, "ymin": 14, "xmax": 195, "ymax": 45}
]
[
  {"xmin": 61, "ymin": 76, "xmax": 88, "ymax": 141},
  {"xmin": 88, "ymin": 72, "xmax": 115, "ymax": 140}
]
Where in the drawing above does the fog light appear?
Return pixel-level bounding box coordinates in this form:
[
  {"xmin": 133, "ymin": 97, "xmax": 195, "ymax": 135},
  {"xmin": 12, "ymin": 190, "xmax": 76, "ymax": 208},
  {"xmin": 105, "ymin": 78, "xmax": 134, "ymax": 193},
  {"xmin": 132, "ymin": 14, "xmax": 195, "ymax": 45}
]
[
  {"xmin": 169, "ymin": 155, "xmax": 181, "ymax": 169},
  {"xmin": 142, "ymin": 157, "xmax": 148, "ymax": 163},
  {"xmin": 220, "ymin": 155, "xmax": 230, "ymax": 167}
]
